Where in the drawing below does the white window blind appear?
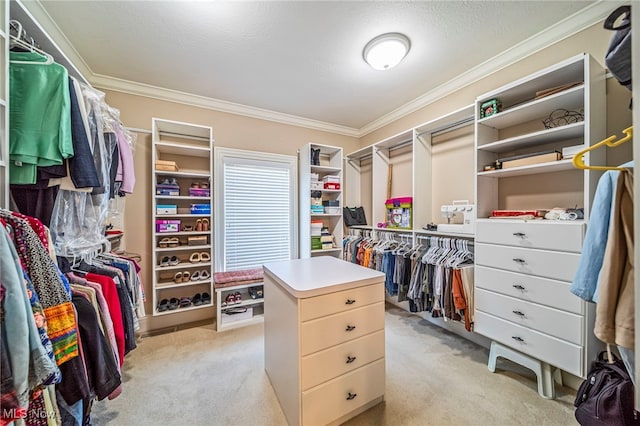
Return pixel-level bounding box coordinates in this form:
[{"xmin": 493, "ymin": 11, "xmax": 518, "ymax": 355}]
[{"xmin": 216, "ymin": 148, "xmax": 297, "ymax": 271}]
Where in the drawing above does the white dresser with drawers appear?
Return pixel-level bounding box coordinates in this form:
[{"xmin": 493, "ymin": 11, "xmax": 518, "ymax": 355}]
[
  {"xmin": 474, "ymin": 219, "xmax": 600, "ymax": 397},
  {"xmin": 264, "ymin": 256, "xmax": 386, "ymax": 426}
]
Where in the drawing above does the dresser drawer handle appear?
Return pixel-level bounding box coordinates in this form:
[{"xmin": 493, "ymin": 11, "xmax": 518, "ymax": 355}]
[
  {"xmin": 511, "ymin": 336, "xmax": 525, "ymax": 342},
  {"xmin": 512, "ymin": 258, "xmax": 526, "ymax": 264},
  {"xmin": 513, "ymin": 232, "xmax": 526, "ymax": 238},
  {"xmin": 345, "ymin": 299, "xmax": 356, "ymax": 305},
  {"xmin": 512, "ymin": 310, "xmax": 525, "ymax": 317},
  {"xmin": 346, "ymin": 392, "xmax": 357, "ymax": 401},
  {"xmin": 346, "ymin": 355, "xmax": 357, "ymax": 364},
  {"xmin": 512, "ymin": 284, "xmax": 526, "ymax": 290},
  {"xmin": 345, "ymin": 325, "xmax": 356, "ymax": 332}
]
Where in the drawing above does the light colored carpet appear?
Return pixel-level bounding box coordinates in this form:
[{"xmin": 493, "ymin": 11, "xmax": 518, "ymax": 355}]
[{"xmin": 92, "ymin": 304, "xmax": 577, "ymax": 425}]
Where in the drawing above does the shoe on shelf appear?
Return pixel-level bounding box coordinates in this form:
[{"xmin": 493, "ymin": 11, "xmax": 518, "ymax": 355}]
[
  {"xmin": 182, "ymin": 225, "xmax": 194, "ymax": 232},
  {"xmin": 191, "ymin": 182, "xmax": 201, "ymax": 189},
  {"xmin": 174, "ymin": 272, "xmax": 183, "ymax": 284},
  {"xmin": 196, "ymin": 219, "xmax": 203, "ymax": 232},
  {"xmin": 182, "ymin": 271, "xmax": 191, "ymax": 283},
  {"xmin": 202, "ymin": 292, "xmax": 211, "ymax": 305},
  {"xmin": 189, "ymin": 252, "xmax": 202, "ymax": 263},
  {"xmin": 159, "ymin": 256, "xmax": 170, "ymax": 267},
  {"xmin": 168, "ymin": 298, "xmax": 180, "ymax": 310},
  {"xmin": 192, "ymin": 293, "xmax": 203, "ymax": 306},
  {"xmin": 234, "ymin": 291, "xmax": 242, "ymax": 304},
  {"xmin": 225, "ymin": 293, "xmax": 236, "ymax": 305},
  {"xmin": 168, "ymin": 237, "xmax": 180, "ymax": 247},
  {"xmin": 158, "ymin": 237, "xmax": 171, "ymax": 248},
  {"xmin": 200, "ymin": 252, "xmax": 211, "ymax": 262},
  {"xmin": 179, "ymin": 297, "xmax": 192, "ymax": 308},
  {"xmin": 191, "ymin": 270, "xmax": 201, "ymax": 281},
  {"xmin": 202, "ymin": 218, "xmax": 210, "ymax": 232},
  {"xmin": 157, "ymin": 299, "xmax": 170, "ymax": 312},
  {"xmin": 169, "ymin": 256, "xmax": 180, "ymax": 266},
  {"xmin": 200, "ymin": 270, "xmax": 211, "ymax": 281}
]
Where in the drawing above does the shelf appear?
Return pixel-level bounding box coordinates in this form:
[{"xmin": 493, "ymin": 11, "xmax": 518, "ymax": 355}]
[
  {"xmin": 375, "ymin": 227, "xmax": 413, "ymax": 234},
  {"xmin": 477, "ymin": 122, "xmax": 584, "ymax": 154},
  {"xmin": 155, "ymin": 195, "xmax": 213, "ymax": 201},
  {"xmin": 155, "ymin": 169, "xmax": 211, "ymax": 178},
  {"xmin": 310, "ymin": 188, "xmax": 341, "ymax": 193},
  {"xmin": 155, "ymin": 230, "xmax": 210, "ymax": 237},
  {"xmin": 346, "ymin": 225, "xmax": 374, "ymax": 230},
  {"xmin": 155, "ymin": 141, "xmax": 210, "ymax": 157},
  {"xmin": 477, "ymin": 85, "xmax": 584, "ymax": 129},
  {"xmin": 311, "ymin": 165, "xmax": 341, "ymax": 174},
  {"xmin": 156, "ymin": 244, "xmax": 211, "ymax": 252},
  {"xmin": 221, "ymin": 298, "xmax": 264, "ymax": 309},
  {"xmin": 156, "ymin": 213, "xmax": 211, "ymax": 218},
  {"xmin": 414, "ymin": 229, "xmax": 475, "ymax": 239},
  {"xmin": 156, "ymin": 279, "xmax": 213, "ymax": 289},
  {"xmin": 154, "ymin": 302, "xmax": 214, "ymax": 316},
  {"xmin": 154, "ymin": 261, "xmax": 212, "ymax": 271},
  {"xmin": 477, "ymin": 159, "xmax": 576, "ymax": 178},
  {"xmin": 310, "ymin": 213, "xmax": 342, "ymax": 217},
  {"xmin": 311, "ymin": 248, "xmax": 341, "ymax": 254}
]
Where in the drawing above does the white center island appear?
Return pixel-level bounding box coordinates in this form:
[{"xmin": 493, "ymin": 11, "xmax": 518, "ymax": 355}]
[{"xmin": 263, "ymin": 256, "xmax": 386, "ymax": 426}]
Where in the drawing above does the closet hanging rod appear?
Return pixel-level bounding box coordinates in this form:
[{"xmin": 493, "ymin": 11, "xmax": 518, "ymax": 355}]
[
  {"xmin": 386, "ymin": 139, "xmax": 413, "ymax": 153},
  {"xmin": 416, "ymin": 115, "xmax": 474, "ymax": 138}
]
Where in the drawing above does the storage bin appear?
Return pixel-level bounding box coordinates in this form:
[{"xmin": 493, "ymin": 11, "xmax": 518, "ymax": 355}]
[
  {"xmin": 188, "ymin": 187, "xmax": 210, "ymax": 197},
  {"xmin": 311, "ymin": 181, "xmax": 323, "ymax": 190},
  {"xmin": 324, "ymin": 206, "xmax": 340, "ymax": 215},
  {"xmin": 188, "ymin": 235, "xmax": 208, "ymax": 246},
  {"xmin": 157, "ymin": 204, "xmax": 177, "ymax": 215},
  {"xmin": 322, "ymin": 200, "xmax": 339, "ymax": 207},
  {"xmin": 156, "ymin": 219, "xmax": 181, "ymax": 233},
  {"xmin": 322, "ymin": 175, "xmax": 340, "ymax": 183},
  {"xmin": 190, "ymin": 204, "xmax": 211, "ymax": 214},
  {"xmin": 156, "ymin": 187, "xmax": 180, "ymax": 196},
  {"xmin": 311, "ymin": 236, "xmax": 322, "ymax": 250},
  {"xmin": 324, "ymin": 182, "xmax": 340, "ymax": 190},
  {"xmin": 385, "ymin": 197, "xmax": 412, "ymax": 229},
  {"xmin": 155, "ymin": 159, "xmax": 179, "ymax": 172},
  {"xmin": 311, "ymin": 205, "xmax": 324, "ymax": 214}
]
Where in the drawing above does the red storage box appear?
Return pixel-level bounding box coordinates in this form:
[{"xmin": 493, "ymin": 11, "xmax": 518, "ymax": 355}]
[{"xmin": 324, "ymin": 182, "xmax": 340, "ymax": 190}]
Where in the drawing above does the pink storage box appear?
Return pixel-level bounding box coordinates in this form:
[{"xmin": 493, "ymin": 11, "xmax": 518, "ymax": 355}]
[
  {"xmin": 189, "ymin": 187, "xmax": 210, "ymax": 197},
  {"xmin": 156, "ymin": 219, "xmax": 181, "ymax": 233}
]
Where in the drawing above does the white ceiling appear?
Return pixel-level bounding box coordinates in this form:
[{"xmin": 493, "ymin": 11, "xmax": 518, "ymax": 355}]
[{"xmin": 18, "ymin": 1, "xmax": 615, "ymax": 135}]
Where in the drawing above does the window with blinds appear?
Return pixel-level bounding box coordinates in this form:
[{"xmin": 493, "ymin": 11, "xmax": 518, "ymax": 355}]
[{"xmin": 215, "ymin": 148, "xmax": 298, "ymax": 271}]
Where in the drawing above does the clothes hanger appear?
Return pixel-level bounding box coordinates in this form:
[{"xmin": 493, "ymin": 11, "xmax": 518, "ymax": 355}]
[
  {"xmin": 9, "ymin": 35, "xmax": 54, "ymax": 65},
  {"xmin": 572, "ymin": 126, "xmax": 633, "ymax": 171}
]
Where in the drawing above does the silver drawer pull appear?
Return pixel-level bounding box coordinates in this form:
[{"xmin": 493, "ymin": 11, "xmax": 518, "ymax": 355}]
[
  {"xmin": 345, "ymin": 299, "xmax": 356, "ymax": 305},
  {"xmin": 512, "ymin": 258, "xmax": 526, "ymax": 264},
  {"xmin": 513, "ymin": 232, "xmax": 526, "ymax": 238},
  {"xmin": 345, "ymin": 325, "xmax": 356, "ymax": 332},
  {"xmin": 512, "ymin": 310, "xmax": 525, "ymax": 317},
  {"xmin": 346, "ymin": 392, "xmax": 357, "ymax": 401},
  {"xmin": 512, "ymin": 284, "xmax": 526, "ymax": 290},
  {"xmin": 346, "ymin": 355, "xmax": 357, "ymax": 364},
  {"xmin": 512, "ymin": 336, "xmax": 525, "ymax": 342}
]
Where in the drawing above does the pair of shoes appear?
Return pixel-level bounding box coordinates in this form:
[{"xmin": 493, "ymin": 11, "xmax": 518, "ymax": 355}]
[
  {"xmin": 160, "ymin": 177, "xmax": 178, "ymax": 186},
  {"xmin": 179, "ymin": 297, "xmax": 192, "ymax": 308},
  {"xmin": 192, "ymin": 293, "xmax": 203, "ymax": 306},
  {"xmin": 248, "ymin": 286, "xmax": 263, "ymax": 299},
  {"xmin": 168, "ymin": 297, "xmax": 180, "ymax": 310},
  {"xmin": 189, "ymin": 251, "xmax": 211, "ymax": 263},
  {"xmin": 182, "ymin": 225, "xmax": 194, "ymax": 232},
  {"xmin": 224, "ymin": 291, "xmax": 243, "ymax": 305},
  {"xmin": 191, "ymin": 182, "xmax": 210, "ymax": 189},
  {"xmin": 174, "ymin": 271, "xmax": 191, "ymax": 283},
  {"xmin": 159, "ymin": 237, "xmax": 180, "ymax": 248},
  {"xmin": 195, "ymin": 218, "xmax": 210, "ymax": 232},
  {"xmin": 190, "ymin": 269, "xmax": 211, "ymax": 281},
  {"xmin": 157, "ymin": 299, "xmax": 170, "ymax": 312}
]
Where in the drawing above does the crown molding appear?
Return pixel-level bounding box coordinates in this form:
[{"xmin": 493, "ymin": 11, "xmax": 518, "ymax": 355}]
[
  {"xmin": 358, "ymin": 1, "xmax": 616, "ymax": 137},
  {"xmin": 90, "ymin": 74, "xmax": 361, "ymax": 138}
]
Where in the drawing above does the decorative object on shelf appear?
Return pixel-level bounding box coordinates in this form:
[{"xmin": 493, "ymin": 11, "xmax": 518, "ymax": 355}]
[
  {"xmin": 343, "ymin": 206, "xmax": 367, "ymax": 226},
  {"xmin": 311, "ymin": 148, "xmax": 320, "ymax": 165},
  {"xmin": 542, "ymin": 108, "xmax": 584, "ymax": 129},
  {"xmin": 385, "ymin": 197, "xmax": 412, "ymax": 229},
  {"xmin": 479, "ymin": 98, "xmax": 502, "ymax": 118}
]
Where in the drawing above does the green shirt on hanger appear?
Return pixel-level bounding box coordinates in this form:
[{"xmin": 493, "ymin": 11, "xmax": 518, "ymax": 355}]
[{"xmin": 9, "ymin": 51, "xmax": 73, "ymax": 184}]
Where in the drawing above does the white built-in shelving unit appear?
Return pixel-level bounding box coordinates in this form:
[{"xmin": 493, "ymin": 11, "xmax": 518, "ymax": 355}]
[{"xmin": 0, "ymin": 0, "xmax": 8, "ymax": 208}]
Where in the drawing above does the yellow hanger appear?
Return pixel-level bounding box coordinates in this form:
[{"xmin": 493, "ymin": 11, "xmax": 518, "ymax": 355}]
[{"xmin": 572, "ymin": 126, "xmax": 633, "ymax": 171}]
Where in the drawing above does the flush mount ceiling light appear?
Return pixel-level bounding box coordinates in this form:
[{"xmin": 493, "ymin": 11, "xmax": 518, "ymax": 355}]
[{"xmin": 363, "ymin": 32, "xmax": 411, "ymax": 71}]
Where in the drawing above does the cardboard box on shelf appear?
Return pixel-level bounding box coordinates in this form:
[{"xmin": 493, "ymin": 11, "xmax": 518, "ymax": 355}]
[{"xmin": 501, "ymin": 151, "xmax": 562, "ymax": 169}]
